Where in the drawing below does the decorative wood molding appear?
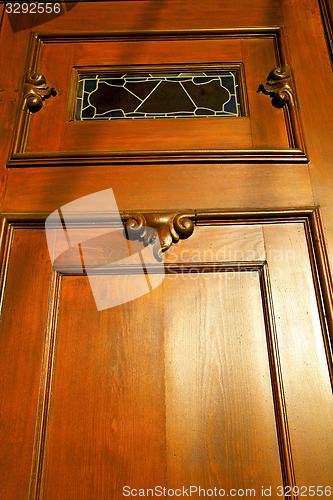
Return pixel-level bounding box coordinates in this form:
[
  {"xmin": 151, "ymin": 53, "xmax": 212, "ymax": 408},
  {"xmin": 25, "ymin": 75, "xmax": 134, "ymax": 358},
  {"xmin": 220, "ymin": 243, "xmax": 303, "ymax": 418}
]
[
  {"xmin": 29, "ymin": 269, "xmax": 60, "ymax": 500},
  {"xmin": 7, "ymin": 29, "xmax": 308, "ymax": 166},
  {"xmin": 256, "ymin": 62, "xmax": 305, "ymax": 152},
  {"xmin": 319, "ymin": 0, "xmax": 333, "ymax": 68},
  {"xmin": 258, "ymin": 263, "xmax": 296, "ymax": 493},
  {"xmin": 257, "ymin": 65, "xmax": 294, "ymax": 108},
  {"xmin": 0, "ymin": 208, "xmax": 332, "ymax": 391},
  {"xmin": 1, "ymin": 208, "xmax": 332, "ymax": 369},
  {"xmin": 7, "ymin": 149, "xmax": 308, "ymax": 166},
  {"xmin": 1, "ymin": 208, "xmax": 332, "ymax": 496},
  {"xmin": 23, "ymin": 68, "xmax": 56, "ymax": 113},
  {"xmin": 122, "ymin": 211, "xmax": 195, "ymax": 260}
]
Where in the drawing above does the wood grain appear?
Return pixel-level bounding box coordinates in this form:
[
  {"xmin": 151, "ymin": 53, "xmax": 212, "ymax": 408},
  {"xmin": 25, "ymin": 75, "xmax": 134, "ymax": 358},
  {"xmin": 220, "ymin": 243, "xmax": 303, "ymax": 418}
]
[
  {"xmin": 0, "ymin": 0, "xmax": 333, "ymax": 498},
  {"xmin": 281, "ymin": 0, "xmax": 333, "ymax": 273},
  {"xmin": 42, "ymin": 276, "xmax": 166, "ymax": 499},
  {"xmin": 17, "ymin": 34, "xmax": 297, "ymax": 160},
  {"xmin": 241, "ymin": 37, "xmax": 290, "ymax": 149},
  {"xmin": 0, "ymin": 228, "xmax": 52, "ymax": 500},
  {"xmin": 0, "ymin": 217, "xmax": 331, "ymax": 497},
  {"xmin": 3, "ymin": 164, "xmax": 313, "ymax": 213},
  {"xmin": 50, "ymin": 223, "xmax": 265, "ymax": 272},
  {"xmin": 263, "ymin": 222, "xmax": 333, "ymax": 487},
  {"xmin": 3, "ymin": 0, "xmax": 283, "ymax": 33},
  {"xmin": 164, "ymin": 271, "xmax": 283, "ymax": 491},
  {"xmin": 162, "ymin": 225, "xmax": 265, "ymax": 264}
]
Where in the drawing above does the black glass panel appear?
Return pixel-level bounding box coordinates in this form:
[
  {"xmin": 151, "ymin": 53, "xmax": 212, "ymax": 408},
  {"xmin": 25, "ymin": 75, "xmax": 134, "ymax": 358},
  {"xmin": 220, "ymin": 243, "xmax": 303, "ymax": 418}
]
[
  {"xmin": 125, "ymin": 81, "xmax": 159, "ymax": 100},
  {"xmin": 181, "ymin": 80, "xmax": 229, "ymax": 110},
  {"xmin": 137, "ymin": 81, "xmax": 195, "ymax": 113},
  {"xmin": 89, "ymin": 82, "xmax": 141, "ymax": 114},
  {"xmin": 81, "ymin": 105, "xmax": 95, "ymax": 118},
  {"xmin": 75, "ymin": 71, "xmax": 241, "ymax": 120}
]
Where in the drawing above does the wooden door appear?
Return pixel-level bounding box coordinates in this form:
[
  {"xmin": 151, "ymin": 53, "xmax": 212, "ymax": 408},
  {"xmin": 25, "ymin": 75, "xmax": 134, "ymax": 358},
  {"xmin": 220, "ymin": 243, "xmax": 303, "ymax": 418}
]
[{"xmin": 0, "ymin": 1, "xmax": 333, "ymax": 499}]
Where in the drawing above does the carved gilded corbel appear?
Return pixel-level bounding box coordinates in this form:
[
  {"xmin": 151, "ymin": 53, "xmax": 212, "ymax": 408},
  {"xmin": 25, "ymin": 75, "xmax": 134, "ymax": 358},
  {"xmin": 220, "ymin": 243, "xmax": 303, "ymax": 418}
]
[
  {"xmin": 122, "ymin": 211, "xmax": 195, "ymax": 261},
  {"xmin": 23, "ymin": 68, "xmax": 56, "ymax": 113},
  {"xmin": 257, "ymin": 65, "xmax": 294, "ymax": 108}
]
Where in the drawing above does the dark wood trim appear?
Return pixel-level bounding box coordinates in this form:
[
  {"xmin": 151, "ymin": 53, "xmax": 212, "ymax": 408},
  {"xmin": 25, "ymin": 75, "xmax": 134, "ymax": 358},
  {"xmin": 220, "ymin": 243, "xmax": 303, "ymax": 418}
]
[
  {"xmin": 7, "ymin": 149, "xmax": 308, "ymax": 167},
  {"xmin": 259, "ymin": 264, "xmax": 296, "ymax": 500},
  {"xmin": 319, "ymin": 0, "xmax": 333, "ymax": 67},
  {"xmin": 0, "ymin": 206, "xmax": 321, "ymax": 224},
  {"xmin": 306, "ymin": 209, "xmax": 333, "ymax": 386},
  {"xmin": 29, "ymin": 270, "xmax": 61, "ymax": 500},
  {"xmin": 0, "ymin": 207, "xmax": 318, "ymax": 224},
  {"xmin": 195, "ymin": 207, "xmax": 316, "ymax": 223},
  {"xmin": 0, "ymin": 217, "xmax": 13, "ymax": 316},
  {"xmin": 0, "ymin": 4, "xmax": 5, "ymax": 29},
  {"xmin": 10, "ymin": 32, "xmax": 44, "ymax": 156},
  {"xmin": 34, "ymin": 29, "xmax": 288, "ymax": 44}
]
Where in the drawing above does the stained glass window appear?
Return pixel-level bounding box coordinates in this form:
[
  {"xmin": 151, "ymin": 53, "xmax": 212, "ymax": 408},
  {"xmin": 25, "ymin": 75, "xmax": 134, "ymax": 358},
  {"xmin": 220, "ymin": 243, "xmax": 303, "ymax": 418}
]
[{"xmin": 75, "ymin": 71, "xmax": 241, "ymax": 120}]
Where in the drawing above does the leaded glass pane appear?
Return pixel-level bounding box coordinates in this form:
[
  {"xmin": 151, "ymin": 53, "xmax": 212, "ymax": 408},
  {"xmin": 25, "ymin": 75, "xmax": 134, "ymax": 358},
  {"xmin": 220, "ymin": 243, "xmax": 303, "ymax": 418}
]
[{"xmin": 75, "ymin": 71, "xmax": 241, "ymax": 120}]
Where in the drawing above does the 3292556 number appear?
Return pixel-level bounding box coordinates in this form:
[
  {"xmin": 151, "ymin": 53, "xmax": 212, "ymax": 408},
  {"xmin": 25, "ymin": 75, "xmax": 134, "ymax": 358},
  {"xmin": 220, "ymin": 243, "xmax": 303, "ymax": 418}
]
[
  {"xmin": 277, "ymin": 485, "xmax": 331, "ymax": 496},
  {"xmin": 5, "ymin": 3, "xmax": 61, "ymax": 14}
]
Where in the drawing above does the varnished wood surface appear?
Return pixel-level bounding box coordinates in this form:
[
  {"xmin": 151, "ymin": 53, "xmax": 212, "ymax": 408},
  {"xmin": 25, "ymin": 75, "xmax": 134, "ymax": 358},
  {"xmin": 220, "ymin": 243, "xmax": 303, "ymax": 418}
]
[
  {"xmin": 0, "ymin": 0, "xmax": 311, "ymax": 212},
  {"xmin": 240, "ymin": 37, "xmax": 289, "ymax": 150},
  {"xmin": 19, "ymin": 35, "xmax": 288, "ymax": 157},
  {"xmin": 280, "ymin": 0, "xmax": 333, "ymax": 268},
  {"xmin": 1, "ymin": 0, "xmax": 333, "ymax": 498},
  {"xmin": 59, "ymin": 118, "xmax": 252, "ymax": 154},
  {"xmin": 3, "ymin": 164, "xmax": 313, "ymax": 213},
  {"xmin": 263, "ymin": 223, "xmax": 333, "ymax": 487},
  {"xmin": 2, "ymin": 0, "xmax": 284, "ymax": 33},
  {"xmin": 0, "ymin": 218, "xmax": 332, "ymax": 497},
  {"xmin": 0, "ymin": 229, "xmax": 52, "ymax": 499},
  {"xmin": 50, "ymin": 224, "xmax": 265, "ymax": 271},
  {"xmin": 42, "ymin": 275, "xmax": 166, "ymax": 499},
  {"xmin": 162, "ymin": 225, "xmax": 265, "ymax": 263},
  {"xmin": 164, "ymin": 271, "xmax": 283, "ymax": 491},
  {"xmin": 319, "ymin": 0, "xmax": 333, "ymax": 65}
]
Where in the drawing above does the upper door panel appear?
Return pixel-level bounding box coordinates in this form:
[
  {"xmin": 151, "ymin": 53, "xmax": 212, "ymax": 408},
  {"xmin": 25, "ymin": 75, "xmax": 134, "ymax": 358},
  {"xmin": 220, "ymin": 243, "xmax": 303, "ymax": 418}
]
[{"xmin": 9, "ymin": 29, "xmax": 306, "ymax": 166}]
